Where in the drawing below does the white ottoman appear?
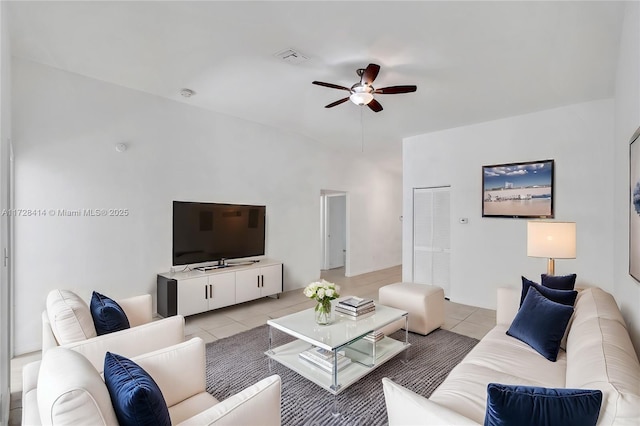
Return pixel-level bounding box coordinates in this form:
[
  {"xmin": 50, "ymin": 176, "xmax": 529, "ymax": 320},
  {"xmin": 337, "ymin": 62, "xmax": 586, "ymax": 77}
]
[{"xmin": 378, "ymin": 282, "xmax": 445, "ymax": 336}]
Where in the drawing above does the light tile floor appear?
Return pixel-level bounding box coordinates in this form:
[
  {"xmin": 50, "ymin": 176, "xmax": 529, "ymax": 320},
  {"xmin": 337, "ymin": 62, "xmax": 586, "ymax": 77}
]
[{"xmin": 8, "ymin": 265, "xmax": 495, "ymax": 425}]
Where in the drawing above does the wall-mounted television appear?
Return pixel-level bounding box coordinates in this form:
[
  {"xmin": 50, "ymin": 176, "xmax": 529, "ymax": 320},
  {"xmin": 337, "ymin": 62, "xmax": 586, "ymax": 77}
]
[
  {"xmin": 172, "ymin": 201, "xmax": 266, "ymax": 266},
  {"xmin": 482, "ymin": 159, "xmax": 554, "ymax": 218}
]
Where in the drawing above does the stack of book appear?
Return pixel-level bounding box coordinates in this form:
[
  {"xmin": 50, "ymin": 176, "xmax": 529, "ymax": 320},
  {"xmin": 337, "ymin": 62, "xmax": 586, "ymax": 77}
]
[
  {"xmin": 298, "ymin": 346, "xmax": 351, "ymax": 373},
  {"xmin": 363, "ymin": 330, "xmax": 385, "ymax": 343},
  {"xmin": 335, "ymin": 297, "xmax": 375, "ymax": 319}
]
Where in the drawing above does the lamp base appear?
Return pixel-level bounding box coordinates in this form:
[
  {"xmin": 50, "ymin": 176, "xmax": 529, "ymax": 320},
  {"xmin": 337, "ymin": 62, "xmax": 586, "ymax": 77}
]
[{"xmin": 547, "ymin": 258, "xmax": 555, "ymax": 276}]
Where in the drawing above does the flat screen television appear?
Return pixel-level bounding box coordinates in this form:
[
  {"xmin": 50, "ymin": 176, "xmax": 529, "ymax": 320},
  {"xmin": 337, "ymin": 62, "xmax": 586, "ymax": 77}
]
[
  {"xmin": 482, "ymin": 159, "xmax": 554, "ymax": 218},
  {"xmin": 173, "ymin": 201, "xmax": 266, "ymax": 266}
]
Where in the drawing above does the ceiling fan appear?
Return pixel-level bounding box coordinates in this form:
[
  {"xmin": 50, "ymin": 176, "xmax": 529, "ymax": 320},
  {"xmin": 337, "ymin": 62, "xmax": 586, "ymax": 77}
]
[{"xmin": 312, "ymin": 63, "xmax": 417, "ymax": 113}]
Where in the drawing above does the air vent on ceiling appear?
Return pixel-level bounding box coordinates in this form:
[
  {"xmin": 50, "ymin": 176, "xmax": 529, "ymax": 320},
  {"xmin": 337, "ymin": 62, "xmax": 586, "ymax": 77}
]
[{"xmin": 274, "ymin": 48, "xmax": 309, "ymax": 64}]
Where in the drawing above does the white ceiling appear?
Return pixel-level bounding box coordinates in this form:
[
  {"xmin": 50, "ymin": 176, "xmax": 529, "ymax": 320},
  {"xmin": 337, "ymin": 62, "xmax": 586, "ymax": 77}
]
[{"xmin": 8, "ymin": 1, "xmax": 625, "ymax": 171}]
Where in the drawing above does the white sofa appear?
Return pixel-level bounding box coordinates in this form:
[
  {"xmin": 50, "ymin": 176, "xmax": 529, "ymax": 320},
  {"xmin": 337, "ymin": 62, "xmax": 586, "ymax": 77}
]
[
  {"xmin": 22, "ymin": 337, "xmax": 282, "ymax": 425},
  {"xmin": 41, "ymin": 290, "xmax": 186, "ymax": 371},
  {"xmin": 383, "ymin": 286, "xmax": 640, "ymax": 425}
]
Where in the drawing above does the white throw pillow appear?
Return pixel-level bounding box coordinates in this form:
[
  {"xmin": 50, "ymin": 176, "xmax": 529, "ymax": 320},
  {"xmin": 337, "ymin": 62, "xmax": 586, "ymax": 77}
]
[{"xmin": 46, "ymin": 289, "xmax": 97, "ymax": 345}]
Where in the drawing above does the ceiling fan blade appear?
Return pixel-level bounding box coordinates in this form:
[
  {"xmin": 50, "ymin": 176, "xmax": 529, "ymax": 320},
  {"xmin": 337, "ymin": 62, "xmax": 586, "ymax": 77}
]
[
  {"xmin": 312, "ymin": 81, "xmax": 351, "ymax": 91},
  {"xmin": 367, "ymin": 98, "xmax": 383, "ymax": 112},
  {"xmin": 325, "ymin": 97, "xmax": 350, "ymax": 108},
  {"xmin": 362, "ymin": 64, "xmax": 380, "ymax": 85},
  {"xmin": 374, "ymin": 85, "xmax": 417, "ymax": 94}
]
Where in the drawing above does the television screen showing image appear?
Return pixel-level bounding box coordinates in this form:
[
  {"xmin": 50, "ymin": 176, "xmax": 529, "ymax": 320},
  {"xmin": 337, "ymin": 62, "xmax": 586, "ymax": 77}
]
[
  {"xmin": 482, "ymin": 159, "xmax": 554, "ymax": 218},
  {"xmin": 173, "ymin": 201, "xmax": 266, "ymax": 266}
]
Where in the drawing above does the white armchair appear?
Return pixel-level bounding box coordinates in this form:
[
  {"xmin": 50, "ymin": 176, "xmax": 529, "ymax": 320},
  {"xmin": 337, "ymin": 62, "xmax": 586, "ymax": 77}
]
[
  {"xmin": 22, "ymin": 338, "xmax": 282, "ymax": 425},
  {"xmin": 42, "ymin": 293, "xmax": 154, "ymax": 350},
  {"xmin": 41, "ymin": 289, "xmax": 185, "ymax": 371}
]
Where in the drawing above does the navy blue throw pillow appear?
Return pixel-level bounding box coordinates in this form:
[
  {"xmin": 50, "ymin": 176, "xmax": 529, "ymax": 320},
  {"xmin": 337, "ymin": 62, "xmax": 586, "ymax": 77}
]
[
  {"xmin": 520, "ymin": 276, "xmax": 577, "ymax": 307},
  {"xmin": 484, "ymin": 383, "xmax": 602, "ymax": 426},
  {"xmin": 507, "ymin": 286, "xmax": 573, "ymax": 361},
  {"xmin": 90, "ymin": 291, "xmax": 130, "ymax": 336},
  {"xmin": 104, "ymin": 352, "xmax": 171, "ymax": 426},
  {"xmin": 541, "ymin": 273, "xmax": 577, "ymax": 290}
]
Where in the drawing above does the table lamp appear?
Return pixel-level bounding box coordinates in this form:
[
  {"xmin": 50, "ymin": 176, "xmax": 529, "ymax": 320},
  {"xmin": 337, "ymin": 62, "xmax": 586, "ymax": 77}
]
[{"xmin": 527, "ymin": 221, "xmax": 576, "ymax": 276}]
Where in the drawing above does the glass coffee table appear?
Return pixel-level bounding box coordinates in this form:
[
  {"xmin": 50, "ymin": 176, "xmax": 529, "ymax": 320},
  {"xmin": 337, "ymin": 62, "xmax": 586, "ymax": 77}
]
[{"xmin": 265, "ymin": 301, "xmax": 410, "ymax": 395}]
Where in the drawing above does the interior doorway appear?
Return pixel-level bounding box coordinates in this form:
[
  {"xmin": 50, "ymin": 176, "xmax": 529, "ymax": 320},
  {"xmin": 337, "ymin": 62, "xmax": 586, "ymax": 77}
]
[{"xmin": 320, "ymin": 191, "xmax": 347, "ymax": 274}]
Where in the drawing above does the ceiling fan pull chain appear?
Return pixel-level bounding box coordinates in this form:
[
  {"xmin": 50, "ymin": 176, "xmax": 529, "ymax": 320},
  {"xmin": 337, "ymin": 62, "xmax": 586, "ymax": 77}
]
[{"xmin": 361, "ymin": 107, "xmax": 365, "ymax": 153}]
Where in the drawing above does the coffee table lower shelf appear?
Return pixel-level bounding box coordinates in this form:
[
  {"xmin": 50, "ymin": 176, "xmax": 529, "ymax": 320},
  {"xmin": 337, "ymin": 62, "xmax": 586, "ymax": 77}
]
[{"xmin": 265, "ymin": 337, "xmax": 410, "ymax": 395}]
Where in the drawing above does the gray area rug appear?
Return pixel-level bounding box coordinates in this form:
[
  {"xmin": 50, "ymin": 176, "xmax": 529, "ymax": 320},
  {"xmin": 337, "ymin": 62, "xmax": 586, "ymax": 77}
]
[{"xmin": 205, "ymin": 324, "xmax": 478, "ymax": 426}]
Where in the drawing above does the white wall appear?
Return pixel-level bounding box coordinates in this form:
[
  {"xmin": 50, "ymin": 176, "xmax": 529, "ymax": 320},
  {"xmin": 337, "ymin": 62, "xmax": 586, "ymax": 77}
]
[
  {"xmin": 403, "ymin": 99, "xmax": 615, "ymax": 311},
  {"xmin": 613, "ymin": 1, "xmax": 640, "ymax": 354},
  {"xmin": 12, "ymin": 59, "xmax": 402, "ymax": 354}
]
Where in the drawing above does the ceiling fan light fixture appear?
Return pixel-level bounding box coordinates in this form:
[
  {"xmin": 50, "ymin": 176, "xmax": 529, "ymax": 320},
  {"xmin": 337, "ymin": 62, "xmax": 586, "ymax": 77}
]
[
  {"xmin": 313, "ymin": 63, "xmax": 416, "ymax": 112},
  {"xmin": 350, "ymin": 91, "xmax": 374, "ymax": 105}
]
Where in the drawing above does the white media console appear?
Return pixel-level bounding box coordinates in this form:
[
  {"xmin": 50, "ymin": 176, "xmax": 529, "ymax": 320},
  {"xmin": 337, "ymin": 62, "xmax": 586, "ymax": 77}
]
[{"xmin": 157, "ymin": 259, "xmax": 283, "ymax": 317}]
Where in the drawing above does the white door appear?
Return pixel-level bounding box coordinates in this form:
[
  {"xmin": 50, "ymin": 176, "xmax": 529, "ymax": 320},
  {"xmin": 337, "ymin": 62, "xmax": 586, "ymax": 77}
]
[
  {"xmin": 413, "ymin": 187, "xmax": 451, "ymax": 296},
  {"xmin": 327, "ymin": 195, "xmax": 346, "ymax": 269}
]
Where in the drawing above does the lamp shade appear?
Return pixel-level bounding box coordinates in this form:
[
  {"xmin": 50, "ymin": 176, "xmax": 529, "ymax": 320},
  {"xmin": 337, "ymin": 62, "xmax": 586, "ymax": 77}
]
[{"xmin": 527, "ymin": 221, "xmax": 576, "ymax": 259}]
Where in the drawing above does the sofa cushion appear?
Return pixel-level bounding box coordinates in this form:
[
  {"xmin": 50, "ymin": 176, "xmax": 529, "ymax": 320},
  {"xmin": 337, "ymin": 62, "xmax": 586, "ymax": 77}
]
[
  {"xmin": 132, "ymin": 337, "xmax": 208, "ymax": 408},
  {"xmin": 90, "ymin": 291, "xmax": 130, "ymax": 335},
  {"xmin": 540, "ymin": 273, "xmax": 576, "ymax": 290},
  {"xmin": 457, "ymin": 326, "xmax": 568, "ymax": 387},
  {"xmin": 484, "ymin": 383, "xmax": 602, "ymax": 426},
  {"xmin": 169, "ymin": 392, "xmax": 219, "ymax": 425},
  {"xmin": 175, "ymin": 375, "xmax": 282, "ymax": 426},
  {"xmin": 429, "ymin": 326, "xmax": 567, "ymax": 423},
  {"xmin": 520, "ymin": 276, "xmax": 577, "ymax": 307},
  {"xmin": 37, "ymin": 347, "xmax": 118, "ymax": 425},
  {"xmin": 104, "ymin": 352, "xmax": 171, "ymax": 426},
  {"xmin": 46, "ymin": 289, "xmax": 97, "ymax": 345},
  {"xmin": 507, "ymin": 287, "xmax": 573, "ymax": 361}
]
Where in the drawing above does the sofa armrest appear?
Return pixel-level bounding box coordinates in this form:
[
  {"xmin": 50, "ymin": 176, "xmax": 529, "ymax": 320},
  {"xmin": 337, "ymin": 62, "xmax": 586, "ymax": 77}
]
[
  {"xmin": 496, "ymin": 287, "xmax": 520, "ymax": 326},
  {"xmin": 176, "ymin": 375, "xmax": 281, "ymax": 426},
  {"xmin": 63, "ymin": 315, "xmax": 185, "ymax": 372},
  {"xmin": 117, "ymin": 294, "xmax": 153, "ymax": 327},
  {"xmin": 132, "ymin": 338, "xmax": 206, "ymax": 407},
  {"xmin": 41, "ymin": 311, "xmax": 59, "ymax": 352},
  {"xmin": 382, "ymin": 378, "xmax": 479, "ymax": 426},
  {"xmin": 22, "ymin": 360, "xmax": 41, "ymax": 394},
  {"xmin": 21, "ymin": 360, "xmax": 42, "ymax": 426}
]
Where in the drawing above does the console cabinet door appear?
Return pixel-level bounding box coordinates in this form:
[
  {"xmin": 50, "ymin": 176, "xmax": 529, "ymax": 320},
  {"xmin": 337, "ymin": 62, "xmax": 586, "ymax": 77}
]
[
  {"xmin": 260, "ymin": 264, "xmax": 282, "ymax": 296},
  {"xmin": 208, "ymin": 272, "xmax": 236, "ymax": 310},
  {"xmin": 177, "ymin": 276, "xmax": 209, "ymax": 316},
  {"xmin": 235, "ymin": 269, "xmax": 261, "ymax": 304}
]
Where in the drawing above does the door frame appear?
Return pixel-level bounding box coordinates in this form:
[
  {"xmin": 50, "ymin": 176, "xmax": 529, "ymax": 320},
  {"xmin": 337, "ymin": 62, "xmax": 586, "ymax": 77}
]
[
  {"xmin": 320, "ymin": 190, "xmax": 349, "ymax": 275},
  {"xmin": 0, "ymin": 3, "xmax": 12, "ymax": 420}
]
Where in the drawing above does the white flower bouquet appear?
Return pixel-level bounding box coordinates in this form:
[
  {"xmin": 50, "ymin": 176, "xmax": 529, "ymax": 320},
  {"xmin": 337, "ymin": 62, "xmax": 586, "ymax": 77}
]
[{"xmin": 303, "ymin": 279, "xmax": 340, "ymax": 324}]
